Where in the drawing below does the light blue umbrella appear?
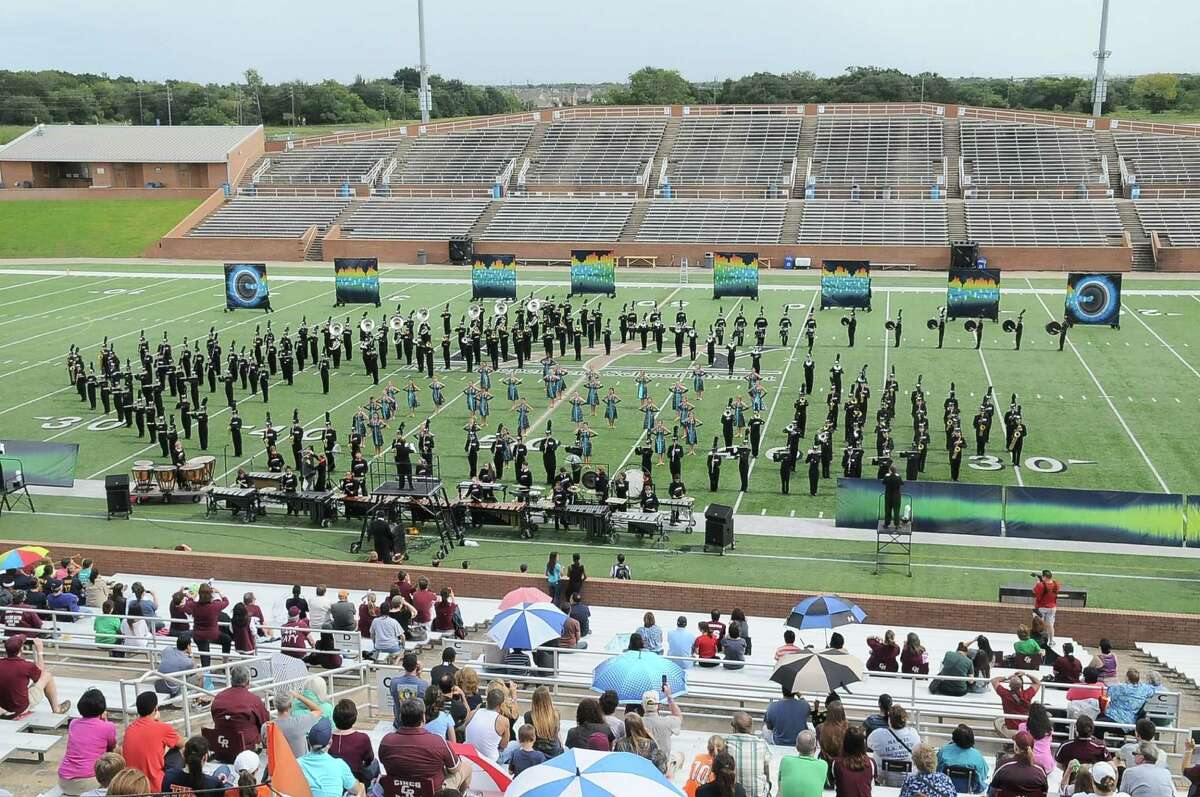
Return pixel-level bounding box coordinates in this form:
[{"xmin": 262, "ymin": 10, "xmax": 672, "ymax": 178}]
[
  {"xmin": 487, "ymin": 602, "xmax": 566, "ymax": 650},
  {"xmin": 591, "ymin": 650, "xmax": 688, "ymax": 703},
  {"xmin": 507, "ymin": 749, "xmax": 684, "ymax": 797}
]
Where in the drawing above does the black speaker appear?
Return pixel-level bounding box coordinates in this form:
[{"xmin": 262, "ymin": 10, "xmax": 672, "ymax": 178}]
[
  {"xmin": 704, "ymin": 503, "xmax": 734, "ymax": 552},
  {"xmin": 105, "ymin": 474, "xmax": 131, "ymax": 518},
  {"xmin": 950, "ymin": 241, "xmax": 979, "ymax": 269},
  {"xmin": 448, "ymin": 236, "xmax": 474, "ymax": 266}
]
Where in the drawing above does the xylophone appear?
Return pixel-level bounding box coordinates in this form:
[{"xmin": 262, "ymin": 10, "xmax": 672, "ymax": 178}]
[
  {"xmin": 563, "ymin": 503, "xmax": 613, "ymax": 541},
  {"xmin": 456, "ymin": 500, "xmax": 533, "ymax": 537},
  {"xmin": 261, "ymin": 490, "xmax": 338, "ymax": 526},
  {"xmin": 245, "ymin": 471, "xmax": 284, "ymax": 490},
  {"xmin": 207, "ymin": 487, "xmax": 261, "ymax": 522}
]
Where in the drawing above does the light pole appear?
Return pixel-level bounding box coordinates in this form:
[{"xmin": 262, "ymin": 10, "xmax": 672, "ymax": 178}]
[
  {"xmin": 417, "ymin": 0, "xmax": 431, "ymax": 123},
  {"xmin": 1091, "ymin": 0, "xmax": 1111, "ymax": 117}
]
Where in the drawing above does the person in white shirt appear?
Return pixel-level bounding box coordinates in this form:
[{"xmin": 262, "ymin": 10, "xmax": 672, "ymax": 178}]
[
  {"xmin": 464, "ymin": 687, "xmax": 511, "ymax": 762},
  {"xmin": 307, "ymin": 585, "xmax": 333, "ymax": 630},
  {"xmin": 866, "ymin": 704, "xmax": 921, "ymax": 786}
]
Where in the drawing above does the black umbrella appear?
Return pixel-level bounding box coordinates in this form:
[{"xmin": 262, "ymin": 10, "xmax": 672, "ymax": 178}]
[{"xmin": 771, "ymin": 649, "xmax": 864, "ymax": 695}]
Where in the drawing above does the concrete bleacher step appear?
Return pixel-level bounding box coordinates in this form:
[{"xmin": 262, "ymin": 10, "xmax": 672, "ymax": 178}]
[
  {"xmin": 795, "ymin": 115, "xmax": 818, "ymax": 189},
  {"xmin": 1095, "ymin": 129, "xmax": 1123, "ymax": 194},
  {"xmin": 947, "ymin": 199, "xmax": 968, "ymax": 240},
  {"xmin": 619, "ymin": 199, "xmax": 652, "ymax": 241},
  {"xmin": 780, "ymin": 199, "xmax": 804, "ymax": 245},
  {"xmin": 1129, "ymin": 649, "xmax": 1200, "ymax": 699},
  {"xmin": 467, "ymin": 199, "xmax": 504, "ymax": 239},
  {"xmin": 0, "ymin": 729, "xmax": 62, "ymax": 761},
  {"xmin": 507, "ymin": 120, "xmax": 549, "ymax": 193},
  {"xmin": 1115, "ymin": 199, "xmax": 1156, "ymax": 271},
  {"xmin": 942, "ymin": 117, "xmax": 961, "ymax": 197},
  {"xmin": 647, "ymin": 116, "xmax": 681, "ymax": 196}
]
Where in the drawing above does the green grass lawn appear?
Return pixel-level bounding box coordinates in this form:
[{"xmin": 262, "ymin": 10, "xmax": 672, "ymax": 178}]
[{"xmin": 0, "ymin": 199, "xmax": 201, "ymax": 258}]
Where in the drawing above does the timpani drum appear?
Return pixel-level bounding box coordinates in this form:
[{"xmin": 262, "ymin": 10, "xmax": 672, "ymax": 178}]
[
  {"xmin": 153, "ymin": 465, "xmax": 177, "ymax": 494},
  {"xmin": 131, "ymin": 461, "xmax": 154, "ymax": 493},
  {"xmin": 178, "ymin": 460, "xmax": 207, "ymax": 491}
]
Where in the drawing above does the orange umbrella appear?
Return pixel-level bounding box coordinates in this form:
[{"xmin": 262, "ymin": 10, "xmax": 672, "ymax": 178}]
[
  {"xmin": 264, "ymin": 721, "xmax": 312, "ymax": 797},
  {"xmin": 499, "ymin": 586, "xmax": 553, "ymax": 610}
]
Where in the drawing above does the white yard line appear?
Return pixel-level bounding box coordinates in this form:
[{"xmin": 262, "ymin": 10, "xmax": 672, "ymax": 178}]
[
  {"xmin": 730, "ymin": 290, "xmax": 814, "ymax": 514},
  {"xmin": 0, "ymin": 277, "xmax": 130, "ymax": 325},
  {"xmin": 1122, "ymin": 302, "xmax": 1200, "ymax": 381},
  {"xmin": 882, "ymin": 289, "xmax": 890, "ymax": 376},
  {"xmin": 0, "ymin": 274, "xmax": 63, "ymax": 294},
  {"xmin": 1026, "ymin": 277, "xmax": 1170, "ymax": 493},
  {"xmin": 0, "ymin": 275, "xmax": 122, "ymax": 309},
  {"xmin": 975, "ymin": 332, "xmax": 1023, "ymax": 487}
]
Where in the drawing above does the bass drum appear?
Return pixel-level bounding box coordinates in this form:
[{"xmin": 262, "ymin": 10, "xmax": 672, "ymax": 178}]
[
  {"xmin": 580, "ymin": 469, "xmax": 598, "ymax": 490},
  {"xmin": 624, "ymin": 468, "xmax": 645, "ymax": 500}
]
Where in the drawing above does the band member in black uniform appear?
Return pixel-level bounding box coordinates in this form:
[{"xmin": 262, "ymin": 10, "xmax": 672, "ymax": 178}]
[
  {"xmin": 229, "ymin": 405, "xmax": 243, "ymax": 457},
  {"xmin": 235, "ymin": 467, "xmax": 253, "ymax": 489},
  {"xmin": 1007, "ymin": 415, "xmax": 1027, "ymax": 466},
  {"xmin": 881, "ymin": 465, "xmax": 903, "ymax": 528},
  {"xmin": 803, "ymin": 312, "xmax": 817, "ymax": 352},
  {"xmin": 725, "ymin": 343, "xmax": 737, "ymax": 377},
  {"xmin": 750, "ymin": 346, "xmax": 763, "ymax": 375},
  {"xmin": 673, "ymin": 323, "xmax": 685, "ymax": 358},
  {"xmin": 818, "ymin": 425, "xmax": 833, "ymax": 478},
  {"xmin": 280, "ymin": 466, "xmax": 299, "ymax": 502},
  {"xmin": 845, "ymin": 309, "xmax": 857, "ymax": 347},
  {"xmin": 134, "ymin": 400, "xmax": 147, "ymax": 438},
  {"xmin": 779, "ymin": 448, "xmax": 795, "ymax": 494},
  {"xmin": 258, "ymin": 369, "xmax": 269, "ymax": 403},
  {"xmin": 322, "ymin": 416, "xmax": 338, "ymax": 474},
  {"xmin": 290, "ymin": 412, "xmax": 304, "ymax": 469},
  {"xmin": 892, "ymin": 309, "xmax": 903, "ymax": 348},
  {"xmin": 948, "ymin": 431, "xmax": 964, "ymax": 481},
  {"xmin": 85, "ymin": 367, "xmax": 98, "ymax": 410},
  {"xmin": 973, "ymin": 318, "xmax": 984, "ymax": 350},
  {"xmin": 748, "ymin": 412, "xmax": 765, "ymax": 457},
  {"xmin": 779, "ymin": 312, "xmax": 792, "ymax": 346},
  {"xmin": 464, "ymin": 425, "xmax": 480, "ymax": 478},
  {"xmin": 266, "ymin": 445, "xmax": 285, "ymax": 472},
  {"xmin": 281, "ymin": 346, "xmax": 294, "ymax": 386},
  {"xmin": 720, "ymin": 404, "xmax": 735, "ymax": 448},
  {"xmin": 603, "ymin": 322, "xmax": 612, "ymax": 356},
  {"xmin": 706, "ymin": 329, "xmax": 716, "ymax": 366},
  {"xmin": 973, "ymin": 409, "xmax": 990, "ymax": 456},
  {"xmin": 667, "ymin": 437, "xmax": 685, "ymax": 482},
  {"xmin": 737, "ymin": 442, "xmax": 751, "ymax": 492},
  {"xmin": 515, "ymin": 462, "xmax": 534, "ymax": 501},
  {"xmin": 1013, "ymin": 310, "xmax": 1025, "ymax": 350},
  {"xmin": 753, "ymin": 310, "xmax": 768, "ymax": 347},
  {"xmin": 572, "ymin": 329, "xmax": 582, "ymax": 361},
  {"xmin": 392, "ymin": 432, "xmax": 413, "ymax": 490},
  {"xmin": 319, "ymin": 357, "xmax": 331, "ymax": 395},
  {"xmin": 363, "ymin": 343, "xmax": 380, "ymax": 386},
  {"xmin": 177, "ymin": 393, "xmax": 192, "ymax": 439},
  {"xmin": 805, "ymin": 444, "xmax": 821, "ymax": 496},
  {"xmin": 842, "ymin": 443, "xmax": 864, "ymax": 478},
  {"xmin": 541, "ymin": 423, "xmax": 559, "ymax": 485},
  {"xmin": 1058, "ymin": 313, "xmax": 1070, "ymax": 351},
  {"xmin": 935, "ymin": 307, "xmax": 947, "ymax": 348},
  {"xmin": 803, "ymin": 354, "xmax": 814, "ymax": 396},
  {"xmin": 223, "ymin": 369, "xmax": 236, "ymax": 407},
  {"xmin": 706, "ymin": 438, "xmax": 722, "ymax": 492}
]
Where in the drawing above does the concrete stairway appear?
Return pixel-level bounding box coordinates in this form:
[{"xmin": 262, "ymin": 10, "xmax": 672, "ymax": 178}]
[
  {"xmin": 947, "ymin": 199, "xmax": 968, "ymax": 241},
  {"xmin": 793, "ymin": 116, "xmax": 818, "ymax": 194},
  {"xmin": 1116, "ymin": 199, "xmax": 1156, "ymax": 271},
  {"xmin": 310, "ymin": 200, "xmax": 362, "ymax": 261},
  {"xmin": 467, "ymin": 199, "xmax": 503, "ymax": 239},
  {"xmin": 942, "ymin": 118, "xmax": 961, "ymax": 198},
  {"xmin": 780, "ymin": 200, "xmax": 804, "ymax": 244},
  {"xmin": 619, "ymin": 199, "xmax": 652, "ymax": 241},
  {"xmin": 507, "ymin": 121, "xmax": 549, "ymax": 193},
  {"xmin": 647, "ymin": 116, "xmax": 681, "ymax": 196},
  {"xmin": 1095, "ymin": 129, "xmax": 1123, "ymax": 196}
]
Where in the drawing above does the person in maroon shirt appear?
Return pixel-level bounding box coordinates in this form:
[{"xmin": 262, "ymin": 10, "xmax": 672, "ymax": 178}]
[
  {"xmin": 706, "ymin": 611, "xmax": 726, "ymax": 643},
  {"xmin": 3, "ymin": 591, "xmax": 46, "ymax": 656},
  {"xmin": 991, "ymin": 672, "xmax": 1041, "ymax": 736},
  {"xmin": 379, "ymin": 698, "xmax": 471, "ymax": 792},
  {"xmin": 992, "ymin": 731, "xmax": 1049, "ymax": 794},
  {"xmin": 184, "ymin": 584, "xmax": 231, "ymax": 667},
  {"xmin": 1055, "ymin": 716, "xmax": 1111, "ymax": 771},
  {"xmin": 432, "ymin": 589, "xmax": 457, "ymax": 634},
  {"xmin": 832, "ymin": 725, "xmax": 875, "ymax": 797},
  {"xmin": 281, "ymin": 606, "xmax": 312, "ymax": 658},
  {"xmin": 1053, "ymin": 642, "xmax": 1083, "ymax": 684},
  {"xmin": 210, "ymin": 665, "xmax": 269, "ymax": 749},
  {"xmin": 866, "ymin": 631, "xmax": 900, "ymax": 672},
  {"xmin": 411, "ymin": 577, "xmax": 437, "ymax": 626},
  {"xmin": 243, "ymin": 592, "xmax": 268, "ymax": 638},
  {"xmin": 231, "ymin": 603, "xmax": 256, "ymax": 654},
  {"xmin": 0, "ymin": 635, "xmax": 70, "ymax": 718},
  {"xmin": 392, "ymin": 571, "xmax": 416, "ymax": 603},
  {"xmin": 357, "ymin": 593, "xmax": 378, "ymax": 639},
  {"xmin": 330, "ymin": 699, "xmax": 379, "ymax": 784}
]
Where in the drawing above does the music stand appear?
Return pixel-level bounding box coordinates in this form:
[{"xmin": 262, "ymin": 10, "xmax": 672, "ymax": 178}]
[{"xmin": 0, "ymin": 459, "xmax": 36, "ymax": 517}]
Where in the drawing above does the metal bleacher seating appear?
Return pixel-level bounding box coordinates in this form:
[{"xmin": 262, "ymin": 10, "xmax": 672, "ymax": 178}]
[
  {"xmin": 340, "ymin": 198, "xmax": 492, "ymax": 240},
  {"xmin": 809, "ymin": 116, "xmax": 945, "ymax": 193},
  {"xmin": 1131, "ymin": 200, "xmax": 1200, "ymax": 247},
  {"xmin": 391, "ymin": 125, "xmax": 534, "ymax": 184},
  {"xmin": 965, "ymin": 200, "xmax": 1125, "ymax": 246},
  {"xmin": 258, "ymin": 140, "xmax": 399, "ymax": 185},
  {"xmin": 664, "ymin": 116, "xmax": 802, "ymax": 188},
  {"xmin": 797, "ymin": 200, "xmax": 949, "ymax": 245},
  {"xmin": 960, "ymin": 121, "xmax": 1105, "ymax": 193},
  {"xmin": 522, "ymin": 119, "xmax": 665, "ymax": 185},
  {"xmin": 480, "ymin": 199, "xmax": 635, "ymax": 241},
  {"xmin": 1115, "ymin": 133, "xmax": 1200, "ymax": 187},
  {"xmin": 635, "ymin": 199, "xmax": 787, "ymax": 244},
  {"xmin": 187, "ymin": 197, "xmax": 350, "ymax": 238}
]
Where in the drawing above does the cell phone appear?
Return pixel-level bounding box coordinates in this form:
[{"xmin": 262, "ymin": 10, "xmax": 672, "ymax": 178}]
[{"xmin": 661, "ymin": 675, "xmax": 669, "ymax": 690}]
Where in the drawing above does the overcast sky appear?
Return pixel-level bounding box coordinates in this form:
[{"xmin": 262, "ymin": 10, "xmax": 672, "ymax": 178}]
[{"xmin": 7, "ymin": 0, "xmax": 1196, "ymax": 85}]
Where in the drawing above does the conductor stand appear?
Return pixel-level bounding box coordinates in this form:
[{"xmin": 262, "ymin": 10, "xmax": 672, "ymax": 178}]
[
  {"xmin": 874, "ymin": 493, "xmax": 912, "ymax": 577},
  {"xmin": 0, "ymin": 460, "xmax": 36, "ymax": 518},
  {"xmin": 351, "ymin": 457, "xmax": 462, "ymax": 557}
]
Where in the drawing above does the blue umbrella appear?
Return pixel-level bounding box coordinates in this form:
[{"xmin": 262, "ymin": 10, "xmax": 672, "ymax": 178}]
[
  {"xmin": 786, "ymin": 594, "xmax": 867, "ymax": 630},
  {"xmin": 591, "ymin": 650, "xmax": 688, "ymax": 702},
  {"xmin": 507, "ymin": 749, "xmax": 684, "ymax": 797},
  {"xmin": 488, "ymin": 602, "xmax": 567, "ymax": 650}
]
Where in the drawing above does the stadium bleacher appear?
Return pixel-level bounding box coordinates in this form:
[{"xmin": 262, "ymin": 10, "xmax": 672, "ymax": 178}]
[
  {"xmin": 808, "ymin": 116, "xmax": 945, "ymax": 195},
  {"xmin": 392, "ymin": 125, "xmax": 534, "ymax": 185},
  {"xmin": 635, "ymin": 200, "xmax": 787, "ymax": 244},
  {"xmin": 521, "ymin": 119, "xmax": 665, "ymax": 186},
  {"xmin": 664, "ymin": 116, "xmax": 802, "ymax": 189},
  {"xmin": 340, "ymin": 198, "xmax": 492, "ymax": 240},
  {"xmin": 797, "ymin": 200, "xmax": 949, "ymax": 246},
  {"xmin": 256, "ymin": 140, "xmax": 399, "ymax": 185},
  {"xmin": 960, "ymin": 122, "xmax": 1106, "ymax": 195},
  {"xmin": 480, "ymin": 198, "xmax": 635, "ymax": 240},
  {"xmin": 186, "ymin": 197, "xmax": 350, "ymax": 238},
  {"xmin": 1131, "ymin": 200, "xmax": 1200, "ymax": 247},
  {"xmin": 965, "ymin": 200, "xmax": 1125, "ymax": 246},
  {"xmin": 1115, "ymin": 132, "xmax": 1200, "ymax": 188}
]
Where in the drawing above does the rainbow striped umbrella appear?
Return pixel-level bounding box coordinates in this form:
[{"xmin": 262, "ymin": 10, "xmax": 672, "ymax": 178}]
[{"xmin": 0, "ymin": 546, "xmax": 49, "ymax": 571}]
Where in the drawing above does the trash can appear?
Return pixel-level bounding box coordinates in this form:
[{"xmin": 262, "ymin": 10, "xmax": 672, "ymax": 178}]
[{"xmin": 417, "ymin": 249, "xmax": 427, "ymax": 265}]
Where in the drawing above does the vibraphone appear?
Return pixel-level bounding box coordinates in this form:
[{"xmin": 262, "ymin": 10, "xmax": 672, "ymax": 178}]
[
  {"xmin": 206, "ymin": 487, "xmax": 261, "ymax": 521},
  {"xmin": 260, "ymin": 490, "xmax": 338, "ymax": 526},
  {"xmin": 614, "ymin": 510, "xmax": 670, "ymax": 548},
  {"xmin": 456, "ymin": 482, "xmax": 511, "ymax": 501},
  {"xmin": 659, "ymin": 497, "xmax": 696, "ymax": 531},
  {"xmin": 563, "ymin": 503, "xmax": 613, "ymax": 541},
  {"xmin": 456, "ymin": 500, "xmax": 534, "ymax": 537},
  {"xmin": 245, "ymin": 471, "xmax": 284, "ymax": 490}
]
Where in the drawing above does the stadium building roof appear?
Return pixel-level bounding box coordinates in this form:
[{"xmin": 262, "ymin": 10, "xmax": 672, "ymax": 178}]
[{"xmin": 0, "ymin": 124, "xmax": 262, "ymax": 164}]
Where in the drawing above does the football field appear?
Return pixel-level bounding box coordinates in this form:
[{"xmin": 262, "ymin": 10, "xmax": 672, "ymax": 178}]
[{"xmin": 0, "ymin": 262, "xmax": 1198, "ymax": 611}]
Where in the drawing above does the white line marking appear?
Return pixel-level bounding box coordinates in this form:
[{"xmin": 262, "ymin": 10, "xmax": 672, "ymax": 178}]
[
  {"xmin": 0, "ymin": 275, "xmax": 62, "ymax": 294},
  {"xmin": 1122, "ymin": 302, "xmax": 1200, "ymax": 382}
]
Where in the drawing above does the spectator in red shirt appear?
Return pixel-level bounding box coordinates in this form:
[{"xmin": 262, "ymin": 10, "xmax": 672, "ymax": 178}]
[
  {"xmin": 231, "ymin": 603, "xmax": 256, "ymax": 655},
  {"xmin": 706, "ymin": 611, "xmax": 726, "ymax": 643},
  {"xmin": 432, "ymin": 588, "xmax": 457, "ymax": 634},
  {"xmin": 0, "ymin": 635, "xmax": 69, "ymax": 718},
  {"xmin": 1053, "ymin": 642, "xmax": 1083, "ymax": 684},
  {"xmin": 411, "ymin": 577, "xmax": 437, "ymax": 627},
  {"xmin": 1055, "ymin": 715, "xmax": 1110, "ymax": 771},
  {"xmin": 184, "ymin": 583, "xmax": 231, "ymax": 667},
  {"xmin": 392, "ymin": 570, "xmax": 416, "ymax": 603},
  {"xmin": 866, "ymin": 630, "xmax": 900, "ymax": 672},
  {"xmin": 991, "ymin": 672, "xmax": 1040, "ymax": 737},
  {"xmin": 121, "ymin": 691, "xmax": 184, "ymax": 792},
  {"xmin": 357, "ymin": 593, "xmax": 378, "ymax": 638},
  {"xmin": 1032, "ymin": 569, "xmax": 1060, "ymax": 645},
  {"xmin": 242, "ymin": 592, "xmax": 267, "ymax": 638},
  {"xmin": 210, "ymin": 665, "xmax": 270, "ymax": 749},
  {"xmin": 693, "ymin": 622, "xmax": 719, "ymax": 668},
  {"xmin": 281, "ymin": 606, "xmax": 311, "ymax": 658},
  {"xmin": 379, "ymin": 698, "xmax": 472, "ymax": 792},
  {"xmin": 900, "ymin": 632, "xmax": 929, "ymax": 675}
]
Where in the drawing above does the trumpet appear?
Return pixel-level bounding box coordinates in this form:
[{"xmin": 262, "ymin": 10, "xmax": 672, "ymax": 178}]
[
  {"xmin": 360, "ymin": 317, "xmax": 375, "ymax": 335},
  {"xmin": 415, "ymin": 307, "xmax": 430, "ymax": 324},
  {"xmin": 493, "ymin": 298, "xmax": 510, "ymax": 317},
  {"xmin": 467, "ymin": 304, "xmax": 483, "ymax": 321}
]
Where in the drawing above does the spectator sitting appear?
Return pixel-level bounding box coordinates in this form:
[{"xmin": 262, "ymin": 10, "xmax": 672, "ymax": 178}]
[
  {"xmin": 1180, "ymin": 738, "xmax": 1199, "ymax": 797},
  {"xmin": 285, "ymin": 585, "xmax": 309, "ymax": 620},
  {"xmin": 970, "ymin": 648, "xmax": 992, "ymax": 693},
  {"xmin": 328, "ymin": 590, "xmax": 357, "ymax": 632},
  {"xmin": 731, "ymin": 609, "xmax": 751, "ymax": 656},
  {"xmin": 722, "ymin": 622, "xmax": 747, "ymax": 670},
  {"xmin": 370, "ymin": 605, "xmax": 406, "ymax": 662},
  {"xmin": 423, "ymin": 680, "xmax": 456, "ymax": 742},
  {"xmin": 991, "ymin": 731, "xmax": 1049, "ymax": 795},
  {"xmin": 668, "ymin": 616, "xmax": 697, "ymax": 670},
  {"xmin": 297, "ymin": 717, "xmax": 365, "ymax": 797},
  {"xmin": 292, "ymin": 674, "xmax": 334, "ymax": 720},
  {"xmin": 411, "ymin": 577, "xmax": 437, "ymax": 630},
  {"xmin": 694, "ymin": 622, "xmax": 719, "ymax": 668},
  {"xmin": 615, "ymin": 712, "xmax": 668, "ymax": 773},
  {"xmin": 638, "ymin": 611, "xmax": 664, "ymax": 654},
  {"xmin": 120, "ymin": 692, "xmax": 183, "ymax": 793},
  {"xmin": 0, "ymin": 634, "xmax": 70, "ymax": 718},
  {"xmin": 241, "ymin": 592, "xmax": 267, "ymax": 638},
  {"xmin": 523, "ymin": 686, "xmax": 565, "ymax": 756},
  {"xmin": 357, "ymin": 593, "xmax": 378, "ymax": 638},
  {"xmin": 154, "ymin": 633, "xmax": 197, "ymax": 699},
  {"xmin": 899, "ymin": 744, "xmax": 956, "ymax": 797},
  {"xmin": 46, "ymin": 578, "xmax": 81, "ymax": 621},
  {"xmin": 57, "ymin": 687, "xmax": 117, "ymax": 796},
  {"xmin": 1011, "ymin": 623, "xmax": 1041, "ymax": 658},
  {"xmin": 643, "ymin": 685, "xmax": 683, "ymax": 758},
  {"xmin": 160, "ymin": 735, "xmax": 225, "ymax": 794},
  {"xmin": 832, "ymin": 725, "xmax": 875, "ymax": 797},
  {"xmin": 267, "ymin": 695, "xmax": 317, "ymax": 760},
  {"xmin": 565, "ymin": 697, "xmax": 615, "ymax": 751},
  {"xmin": 281, "ymin": 606, "xmax": 312, "ymax": 659},
  {"xmin": 128, "ymin": 582, "xmax": 159, "ymax": 628},
  {"xmin": 778, "ymin": 730, "xmax": 826, "ymax": 797},
  {"xmin": 388, "ymin": 652, "xmax": 429, "ymax": 725},
  {"xmin": 817, "ymin": 700, "xmax": 848, "ymax": 776},
  {"xmin": 93, "ymin": 600, "xmax": 120, "ymax": 655},
  {"xmin": 1018, "ymin": 702, "xmax": 1056, "ymax": 775},
  {"xmin": 599, "ymin": 689, "xmax": 625, "ymax": 742},
  {"xmin": 775, "ymin": 629, "xmax": 805, "ymax": 662},
  {"xmin": 1055, "ymin": 642, "xmax": 1085, "ymax": 684},
  {"xmin": 1067, "ymin": 667, "xmax": 1109, "ymax": 719},
  {"xmin": 81, "ymin": 751, "xmax": 125, "ymax": 797},
  {"xmin": 569, "ymin": 592, "xmax": 591, "ymax": 637},
  {"xmin": 1089, "ymin": 761, "xmax": 1126, "ymax": 797},
  {"xmin": 764, "ymin": 686, "xmax": 811, "ymax": 747},
  {"xmin": 683, "ymin": 735, "xmax": 725, "ymax": 797},
  {"xmin": 698, "ymin": 751, "xmax": 745, "ymax": 797},
  {"xmin": 867, "ymin": 704, "xmax": 921, "ymax": 786},
  {"xmin": 1089, "ymin": 639, "xmax": 1118, "ymax": 683},
  {"xmin": 509, "ymin": 724, "xmax": 547, "ymax": 777},
  {"xmin": 826, "ymin": 632, "xmax": 846, "ymax": 654},
  {"xmin": 230, "ymin": 602, "xmax": 255, "ymax": 655},
  {"xmin": 900, "ymin": 632, "xmax": 928, "ymax": 674},
  {"xmin": 1117, "ymin": 718, "xmax": 1169, "ymax": 771},
  {"xmin": 558, "ymin": 605, "xmax": 586, "ymax": 650},
  {"xmin": 465, "ymin": 686, "xmax": 514, "ymax": 760},
  {"xmin": 936, "ymin": 723, "xmax": 989, "ymax": 793},
  {"xmin": 725, "ymin": 711, "xmax": 773, "ymax": 797},
  {"xmin": 329, "ymin": 699, "xmax": 378, "ymax": 785},
  {"xmin": 308, "ymin": 585, "xmax": 333, "ymax": 630},
  {"xmin": 430, "ymin": 647, "xmax": 459, "ymax": 685},
  {"xmin": 1056, "ymin": 716, "xmax": 1111, "ymax": 772},
  {"xmin": 928, "ymin": 643, "xmax": 973, "ymax": 696},
  {"xmin": 211, "ymin": 664, "xmax": 270, "ymax": 749},
  {"xmin": 707, "ymin": 610, "xmax": 727, "ymax": 643},
  {"xmin": 866, "ymin": 631, "xmax": 900, "ymax": 672},
  {"xmin": 1116, "ymin": 743, "xmax": 1174, "ymax": 797},
  {"xmin": 432, "ymin": 588, "xmax": 457, "ymax": 634},
  {"xmin": 1101, "ymin": 669, "xmax": 1156, "ymax": 729},
  {"xmin": 864, "ymin": 693, "xmax": 892, "ymax": 734},
  {"xmin": 990, "ymin": 671, "xmax": 1041, "ymax": 737},
  {"xmin": 455, "ymin": 666, "xmax": 483, "ymax": 710}
]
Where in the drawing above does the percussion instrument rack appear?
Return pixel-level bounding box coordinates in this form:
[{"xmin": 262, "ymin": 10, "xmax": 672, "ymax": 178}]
[
  {"xmin": 0, "ymin": 458, "xmax": 35, "ymax": 518},
  {"xmin": 128, "ymin": 456, "xmax": 215, "ymax": 505}
]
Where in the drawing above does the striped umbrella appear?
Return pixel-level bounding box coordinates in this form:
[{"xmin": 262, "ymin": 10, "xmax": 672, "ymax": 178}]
[
  {"xmin": 499, "ymin": 587, "xmax": 554, "ymax": 611},
  {"xmin": 0, "ymin": 546, "xmax": 49, "ymax": 571},
  {"xmin": 449, "ymin": 742, "xmax": 511, "ymax": 795},
  {"xmin": 786, "ymin": 594, "xmax": 867, "ymax": 630},
  {"xmin": 771, "ymin": 649, "xmax": 864, "ymax": 695},
  {"xmin": 590, "ymin": 650, "xmax": 688, "ymax": 703},
  {"xmin": 487, "ymin": 602, "xmax": 567, "ymax": 650},
  {"xmin": 507, "ymin": 749, "xmax": 684, "ymax": 797}
]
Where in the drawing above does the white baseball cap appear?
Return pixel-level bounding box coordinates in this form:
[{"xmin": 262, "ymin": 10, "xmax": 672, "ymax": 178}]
[{"xmin": 233, "ymin": 749, "xmax": 261, "ymax": 774}]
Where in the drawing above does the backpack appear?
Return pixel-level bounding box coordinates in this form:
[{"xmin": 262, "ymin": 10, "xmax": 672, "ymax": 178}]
[{"xmin": 613, "ymin": 563, "xmax": 631, "ymax": 580}]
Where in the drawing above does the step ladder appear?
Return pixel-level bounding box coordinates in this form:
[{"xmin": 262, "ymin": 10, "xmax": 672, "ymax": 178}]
[
  {"xmin": 679, "ymin": 256, "xmax": 689, "ymax": 285},
  {"xmin": 874, "ymin": 494, "xmax": 913, "ymax": 576}
]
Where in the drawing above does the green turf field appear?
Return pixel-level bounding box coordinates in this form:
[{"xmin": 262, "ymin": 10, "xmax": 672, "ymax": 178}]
[
  {"xmin": 0, "ymin": 263, "xmax": 1198, "ymax": 608},
  {"xmin": 0, "ymin": 200, "xmax": 201, "ymax": 258}
]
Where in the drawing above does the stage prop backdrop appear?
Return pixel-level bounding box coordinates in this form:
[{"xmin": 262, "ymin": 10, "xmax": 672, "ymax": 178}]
[
  {"xmin": 570, "ymin": 250, "xmax": 617, "ymax": 296},
  {"xmin": 835, "ymin": 478, "xmax": 1003, "ymax": 536},
  {"xmin": 1006, "ymin": 486, "xmax": 1184, "ymax": 547},
  {"xmin": 713, "ymin": 252, "xmax": 760, "ymax": 299},
  {"xmin": 1187, "ymin": 496, "xmax": 1200, "ymax": 547},
  {"xmin": 471, "ymin": 255, "xmax": 518, "ymax": 300},
  {"xmin": 0, "ymin": 440, "xmax": 79, "ymax": 488},
  {"xmin": 223, "ymin": 263, "xmax": 269, "ymax": 311},
  {"xmin": 1065, "ymin": 273, "xmax": 1122, "ymax": 327},
  {"xmin": 820, "ymin": 260, "xmax": 873, "ymax": 309},
  {"xmin": 333, "ymin": 258, "xmax": 381, "ymax": 306},
  {"xmin": 947, "ymin": 268, "xmax": 1001, "ymax": 321}
]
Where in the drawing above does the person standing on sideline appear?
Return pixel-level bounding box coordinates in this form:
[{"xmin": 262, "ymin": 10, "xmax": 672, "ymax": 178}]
[
  {"xmin": 545, "ymin": 553, "xmax": 563, "ymax": 604},
  {"xmin": 1032, "ymin": 569, "xmax": 1059, "ymax": 645},
  {"xmin": 881, "ymin": 465, "xmax": 903, "ymax": 528}
]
